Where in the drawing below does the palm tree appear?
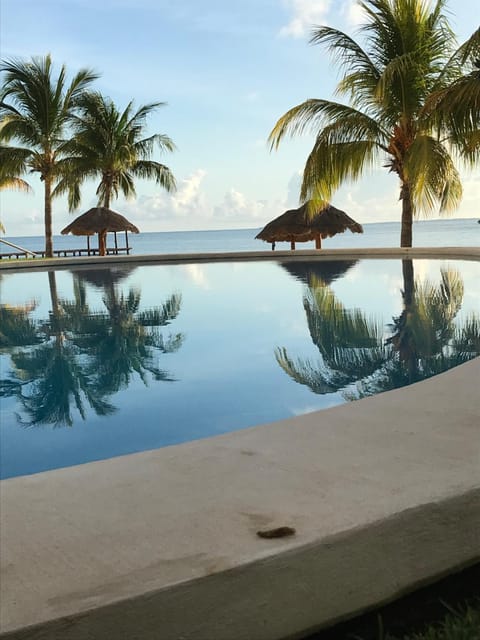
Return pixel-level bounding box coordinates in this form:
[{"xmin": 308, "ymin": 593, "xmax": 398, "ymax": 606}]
[
  {"xmin": 0, "ymin": 55, "xmax": 98, "ymax": 256},
  {"xmin": 425, "ymin": 28, "xmax": 480, "ymax": 165},
  {"xmin": 57, "ymin": 92, "xmax": 176, "ymax": 253},
  {"xmin": 0, "ymin": 148, "xmax": 33, "ymax": 232},
  {"xmin": 269, "ymin": 0, "xmax": 464, "ymax": 247}
]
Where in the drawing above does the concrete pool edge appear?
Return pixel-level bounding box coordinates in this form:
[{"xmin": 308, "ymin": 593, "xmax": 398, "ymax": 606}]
[
  {"xmin": 0, "ymin": 245, "xmax": 479, "ymax": 270},
  {"xmin": 1, "ymin": 248, "xmax": 479, "ymax": 639}
]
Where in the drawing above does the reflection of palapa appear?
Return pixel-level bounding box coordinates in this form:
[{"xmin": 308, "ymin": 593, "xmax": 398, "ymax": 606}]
[
  {"xmin": 255, "ymin": 202, "xmax": 363, "ymax": 249},
  {"xmin": 280, "ymin": 260, "xmax": 358, "ymax": 286},
  {"xmin": 61, "ymin": 207, "xmax": 139, "ymax": 256},
  {"xmin": 70, "ymin": 266, "xmax": 137, "ymax": 289}
]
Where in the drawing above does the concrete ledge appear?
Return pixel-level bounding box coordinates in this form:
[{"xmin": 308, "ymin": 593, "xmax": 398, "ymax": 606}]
[
  {"xmin": 0, "ymin": 245, "xmax": 479, "ymax": 271},
  {"xmin": 1, "ymin": 354, "xmax": 479, "ymax": 639}
]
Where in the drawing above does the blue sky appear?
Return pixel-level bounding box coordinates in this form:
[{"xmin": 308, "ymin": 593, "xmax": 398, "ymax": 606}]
[{"xmin": 1, "ymin": 0, "xmax": 479, "ymax": 236}]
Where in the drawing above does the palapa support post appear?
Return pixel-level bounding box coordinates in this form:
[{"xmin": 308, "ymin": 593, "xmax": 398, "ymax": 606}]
[
  {"xmin": 290, "ymin": 240, "xmax": 296, "ymax": 250},
  {"xmin": 87, "ymin": 235, "xmax": 91, "ymax": 255},
  {"xmin": 114, "ymin": 231, "xmax": 118, "ymax": 254},
  {"xmin": 125, "ymin": 230, "xmax": 129, "ymax": 252},
  {"xmin": 315, "ymin": 234, "xmax": 322, "ymax": 249}
]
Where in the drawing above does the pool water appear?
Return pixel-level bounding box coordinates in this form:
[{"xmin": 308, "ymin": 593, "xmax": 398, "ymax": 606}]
[{"xmin": 1, "ymin": 258, "xmax": 479, "ymax": 478}]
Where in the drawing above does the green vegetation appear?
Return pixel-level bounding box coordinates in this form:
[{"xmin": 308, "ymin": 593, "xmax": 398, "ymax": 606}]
[
  {"xmin": 0, "ymin": 55, "xmax": 98, "ymax": 256},
  {"xmin": 269, "ymin": 0, "xmax": 480, "ymax": 247},
  {"xmin": 384, "ymin": 601, "xmax": 480, "ymax": 639},
  {"xmin": 56, "ymin": 91, "xmax": 176, "ymax": 254},
  {"xmin": 1, "ymin": 3, "xmax": 478, "ymax": 250},
  {"xmin": 0, "ymin": 55, "xmax": 176, "ymax": 256}
]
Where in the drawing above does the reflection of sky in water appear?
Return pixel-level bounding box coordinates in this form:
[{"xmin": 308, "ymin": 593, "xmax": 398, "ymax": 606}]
[{"xmin": 1, "ymin": 259, "xmax": 479, "ymax": 479}]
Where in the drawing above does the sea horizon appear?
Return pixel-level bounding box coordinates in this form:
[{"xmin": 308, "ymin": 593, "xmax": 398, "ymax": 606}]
[{"xmin": 1, "ymin": 216, "xmax": 479, "ymax": 256}]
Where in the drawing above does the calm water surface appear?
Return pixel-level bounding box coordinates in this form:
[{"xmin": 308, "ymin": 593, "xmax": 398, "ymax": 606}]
[{"xmin": 1, "ymin": 258, "xmax": 479, "ymax": 478}]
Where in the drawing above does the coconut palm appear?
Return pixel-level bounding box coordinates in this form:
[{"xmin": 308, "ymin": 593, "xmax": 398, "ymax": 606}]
[
  {"xmin": 0, "ymin": 169, "xmax": 31, "ymax": 193},
  {"xmin": 0, "ymin": 55, "xmax": 98, "ymax": 256},
  {"xmin": 0, "ymin": 148, "xmax": 33, "ymax": 232},
  {"xmin": 425, "ymin": 28, "xmax": 480, "ymax": 164},
  {"xmin": 269, "ymin": 0, "xmax": 465, "ymax": 247},
  {"xmin": 57, "ymin": 91, "xmax": 176, "ymax": 252}
]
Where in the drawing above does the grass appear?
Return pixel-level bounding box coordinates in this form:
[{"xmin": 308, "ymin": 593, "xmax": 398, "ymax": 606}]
[
  {"xmin": 305, "ymin": 564, "xmax": 480, "ymax": 640},
  {"xmin": 361, "ymin": 601, "xmax": 480, "ymax": 640}
]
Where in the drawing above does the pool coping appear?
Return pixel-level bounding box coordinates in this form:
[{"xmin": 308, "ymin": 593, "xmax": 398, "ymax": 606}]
[{"xmin": 0, "ymin": 247, "xmax": 479, "ymax": 640}]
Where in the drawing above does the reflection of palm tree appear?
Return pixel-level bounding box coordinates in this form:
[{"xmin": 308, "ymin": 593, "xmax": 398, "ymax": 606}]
[
  {"xmin": 0, "ymin": 300, "xmax": 40, "ymax": 348},
  {"xmin": 355, "ymin": 262, "xmax": 478, "ymax": 396},
  {"xmin": 276, "ymin": 277, "xmax": 386, "ymax": 394},
  {"xmin": 87, "ymin": 281, "xmax": 183, "ymax": 393},
  {"xmin": 276, "ymin": 262, "xmax": 480, "ymax": 400},
  {"xmin": 1, "ymin": 270, "xmax": 184, "ymax": 427},
  {"xmin": 1, "ymin": 271, "xmax": 115, "ymax": 426}
]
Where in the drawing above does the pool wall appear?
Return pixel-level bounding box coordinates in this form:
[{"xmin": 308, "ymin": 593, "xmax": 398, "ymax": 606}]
[{"xmin": 0, "ymin": 247, "xmax": 479, "ymax": 640}]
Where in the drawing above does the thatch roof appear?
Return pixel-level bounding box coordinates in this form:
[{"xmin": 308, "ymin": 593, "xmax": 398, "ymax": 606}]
[
  {"xmin": 255, "ymin": 202, "xmax": 363, "ymax": 244},
  {"xmin": 61, "ymin": 207, "xmax": 140, "ymax": 236}
]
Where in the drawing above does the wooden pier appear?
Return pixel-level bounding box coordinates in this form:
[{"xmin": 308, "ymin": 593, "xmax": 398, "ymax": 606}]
[{"xmin": 0, "ymin": 246, "xmax": 132, "ymax": 260}]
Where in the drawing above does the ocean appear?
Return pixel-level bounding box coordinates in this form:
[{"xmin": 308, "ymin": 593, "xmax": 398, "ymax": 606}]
[{"xmin": 1, "ymin": 217, "xmax": 479, "ymax": 256}]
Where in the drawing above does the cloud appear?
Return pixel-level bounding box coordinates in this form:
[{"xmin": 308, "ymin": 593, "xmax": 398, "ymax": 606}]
[
  {"xmin": 122, "ymin": 169, "xmax": 209, "ymax": 223},
  {"xmin": 279, "ymin": 0, "xmax": 331, "ymax": 38},
  {"xmin": 119, "ymin": 169, "xmax": 288, "ymax": 231},
  {"xmin": 212, "ymin": 188, "xmax": 272, "ymax": 223},
  {"xmin": 340, "ymin": 0, "xmax": 365, "ymax": 27}
]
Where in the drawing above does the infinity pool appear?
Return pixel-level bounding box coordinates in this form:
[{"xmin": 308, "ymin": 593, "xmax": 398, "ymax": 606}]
[{"xmin": 1, "ymin": 258, "xmax": 479, "ymax": 478}]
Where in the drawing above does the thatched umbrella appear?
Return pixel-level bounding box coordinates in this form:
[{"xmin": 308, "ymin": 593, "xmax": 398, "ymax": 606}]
[
  {"xmin": 255, "ymin": 202, "xmax": 363, "ymax": 250},
  {"xmin": 61, "ymin": 207, "xmax": 139, "ymax": 256}
]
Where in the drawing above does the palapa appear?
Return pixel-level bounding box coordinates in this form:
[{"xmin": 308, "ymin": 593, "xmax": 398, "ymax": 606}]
[
  {"xmin": 61, "ymin": 207, "xmax": 139, "ymax": 256},
  {"xmin": 255, "ymin": 202, "xmax": 363, "ymax": 250}
]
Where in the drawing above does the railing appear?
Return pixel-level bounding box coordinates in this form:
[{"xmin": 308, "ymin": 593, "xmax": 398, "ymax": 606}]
[{"xmin": 0, "ymin": 238, "xmax": 37, "ymax": 258}]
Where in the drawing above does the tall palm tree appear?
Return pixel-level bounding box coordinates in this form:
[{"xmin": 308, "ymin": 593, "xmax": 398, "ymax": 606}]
[
  {"xmin": 0, "ymin": 55, "xmax": 98, "ymax": 256},
  {"xmin": 269, "ymin": 0, "xmax": 464, "ymax": 247},
  {"xmin": 425, "ymin": 28, "xmax": 480, "ymax": 165},
  {"xmin": 57, "ymin": 92, "xmax": 176, "ymax": 253}
]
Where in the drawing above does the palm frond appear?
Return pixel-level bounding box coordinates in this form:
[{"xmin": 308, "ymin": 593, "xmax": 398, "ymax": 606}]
[{"xmin": 404, "ymin": 135, "xmax": 462, "ymax": 215}]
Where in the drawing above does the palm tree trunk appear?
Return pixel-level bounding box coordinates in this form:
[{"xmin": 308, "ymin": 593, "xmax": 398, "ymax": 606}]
[
  {"xmin": 99, "ymin": 184, "xmax": 111, "ymax": 256},
  {"xmin": 400, "ymin": 182, "xmax": 413, "ymax": 248},
  {"xmin": 44, "ymin": 175, "xmax": 54, "ymax": 257}
]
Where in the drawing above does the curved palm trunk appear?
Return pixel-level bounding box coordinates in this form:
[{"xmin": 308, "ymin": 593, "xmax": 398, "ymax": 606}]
[
  {"xmin": 44, "ymin": 175, "xmax": 54, "ymax": 257},
  {"xmin": 400, "ymin": 182, "xmax": 413, "ymax": 248}
]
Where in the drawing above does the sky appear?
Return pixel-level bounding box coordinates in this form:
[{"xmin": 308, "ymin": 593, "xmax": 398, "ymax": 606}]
[{"xmin": 1, "ymin": 0, "xmax": 479, "ymax": 237}]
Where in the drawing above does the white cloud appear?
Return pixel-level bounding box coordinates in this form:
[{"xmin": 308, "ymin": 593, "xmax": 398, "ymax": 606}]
[
  {"xmin": 213, "ymin": 188, "xmax": 271, "ymax": 222},
  {"xmin": 280, "ymin": 0, "xmax": 331, "ymax": 38},
  {"xmin": 118, "ymin": 170, "xmax": 289, "ymax": 232},
  {"xmin": 341, "ymin": 0, "xmax": 365, "ymax": 27}
]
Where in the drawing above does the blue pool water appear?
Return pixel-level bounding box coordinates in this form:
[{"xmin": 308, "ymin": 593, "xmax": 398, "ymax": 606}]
[{"xmin": 1, "ymin": 257, "xmax": 479, "ymax": 478}]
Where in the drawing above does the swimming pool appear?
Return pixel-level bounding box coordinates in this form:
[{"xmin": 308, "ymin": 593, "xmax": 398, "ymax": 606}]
[{"xmin": 1, "ymin": 257, "xmax": 479, "ymax": 478}]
